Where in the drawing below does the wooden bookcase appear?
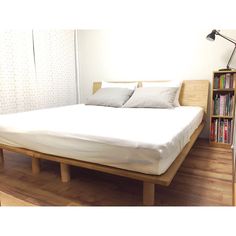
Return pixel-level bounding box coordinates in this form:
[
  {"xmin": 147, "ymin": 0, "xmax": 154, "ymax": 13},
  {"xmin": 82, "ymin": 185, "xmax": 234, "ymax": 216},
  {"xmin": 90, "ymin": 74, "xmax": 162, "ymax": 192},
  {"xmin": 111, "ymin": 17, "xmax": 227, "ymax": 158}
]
[{"xmin": 209, "ymin": 70, "xmax": 236, "ymax": 148}]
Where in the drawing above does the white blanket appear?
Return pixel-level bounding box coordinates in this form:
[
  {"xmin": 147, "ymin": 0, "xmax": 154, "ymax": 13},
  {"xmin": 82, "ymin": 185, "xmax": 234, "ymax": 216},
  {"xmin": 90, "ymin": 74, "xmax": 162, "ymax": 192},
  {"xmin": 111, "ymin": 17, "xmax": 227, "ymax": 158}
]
[{"xmin": 0, "ymin": 104, "xmax": 204, "ymax": 175}]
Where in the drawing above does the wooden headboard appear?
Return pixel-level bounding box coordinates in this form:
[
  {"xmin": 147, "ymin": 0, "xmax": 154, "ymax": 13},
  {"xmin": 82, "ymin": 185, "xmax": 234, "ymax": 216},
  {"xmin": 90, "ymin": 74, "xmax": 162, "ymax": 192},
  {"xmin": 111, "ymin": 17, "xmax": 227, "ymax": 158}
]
[{"xmin": 93, "ymin": 80, "xmax": 210, "ymax": 114}]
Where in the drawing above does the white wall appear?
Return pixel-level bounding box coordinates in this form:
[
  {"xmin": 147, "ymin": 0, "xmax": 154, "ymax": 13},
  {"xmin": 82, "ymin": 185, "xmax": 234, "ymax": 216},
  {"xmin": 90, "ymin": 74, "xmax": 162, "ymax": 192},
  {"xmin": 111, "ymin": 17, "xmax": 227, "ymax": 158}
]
[{"xmin": 77, "ymin": 29, "xmax": 236, "ymax": 137}]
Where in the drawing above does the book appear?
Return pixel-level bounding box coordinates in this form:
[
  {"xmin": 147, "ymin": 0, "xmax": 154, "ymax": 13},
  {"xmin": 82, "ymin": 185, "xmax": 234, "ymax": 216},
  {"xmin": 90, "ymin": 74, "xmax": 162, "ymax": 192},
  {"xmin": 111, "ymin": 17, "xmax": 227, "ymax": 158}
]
[
  {"xmin": 219, "ymin": 95, "xmax": 226, "ymax": 116},
  {"xmin": 224, "ymin": 119, "xmax": 228, "ymax": 143},
  {"xmin": 214, "ymin": 76, "xmax": 219, "ymax": 89},
  {"xmin": 225, "ymin": 74, "xmax": 230, "ymax": 88},
  {"xmin": 214, "ymin": 119, "xmax": 218, "ymax": 142},
  {"xmin": 210, "ymin": 121, "xmax": 215, "ymax": 141},
  {"xmin": 230, "ymin": 95, "xmax": 235, "ymax": 116},
  {"xmin": 220, "ymin": 120, "xmax": 224, "ymax": 142},
  {"xmin": 228, "ymin": 120, "xmax": 231, "ymax": 144},
  {"xmin": 230, "ymin": 119, "xmax": 234, "ymax": 144},
  {"xmin": 213, "ymin": 94, "xmax": 219, "ymax": 115}
]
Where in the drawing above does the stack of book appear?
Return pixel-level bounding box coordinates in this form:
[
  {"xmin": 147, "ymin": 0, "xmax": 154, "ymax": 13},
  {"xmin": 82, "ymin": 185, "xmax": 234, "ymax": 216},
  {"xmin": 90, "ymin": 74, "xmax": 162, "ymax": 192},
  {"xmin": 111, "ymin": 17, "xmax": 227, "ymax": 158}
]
[
  {"xmin": 214, "ymin": 73, "xmax": 235, "ymax": 89},
  {"xmin": 210, "ymin": 118, "xmax": 233, "ymax": 143},
  {"xmin": 213, "ymin": 93, "xmax": 234, "ymax": 116}
]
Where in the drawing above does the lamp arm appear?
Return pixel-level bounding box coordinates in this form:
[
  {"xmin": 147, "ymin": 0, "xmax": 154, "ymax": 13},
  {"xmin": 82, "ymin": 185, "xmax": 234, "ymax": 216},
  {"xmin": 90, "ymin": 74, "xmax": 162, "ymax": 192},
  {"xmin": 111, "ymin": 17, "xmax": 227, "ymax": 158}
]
[
  {"xmin": 226, "ymin": 44, "xmax": 236, "ymax": 69},
  {"xmin": 216, "ymin": 31, "xmax": 236, "ymax": 44}
]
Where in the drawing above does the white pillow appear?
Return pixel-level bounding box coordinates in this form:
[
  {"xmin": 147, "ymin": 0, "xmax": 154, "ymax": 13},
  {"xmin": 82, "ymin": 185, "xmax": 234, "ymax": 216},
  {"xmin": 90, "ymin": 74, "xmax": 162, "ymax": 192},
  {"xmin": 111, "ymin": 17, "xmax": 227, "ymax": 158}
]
[
  {"xmin": 102, "ymin": 81, "xmax": 138, "ymax": 90},
  {"xmin": 142, "ymin": 81, "xmax": 182, "ymax": 106}
]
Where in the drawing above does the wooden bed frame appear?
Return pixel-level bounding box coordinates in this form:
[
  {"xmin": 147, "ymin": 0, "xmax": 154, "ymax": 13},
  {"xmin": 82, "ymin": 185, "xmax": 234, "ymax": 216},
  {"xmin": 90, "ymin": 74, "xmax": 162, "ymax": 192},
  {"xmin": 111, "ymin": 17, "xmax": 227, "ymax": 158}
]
[{"xmin": 0, "ymin": 80, "xmax": 209, "ymax": 206}]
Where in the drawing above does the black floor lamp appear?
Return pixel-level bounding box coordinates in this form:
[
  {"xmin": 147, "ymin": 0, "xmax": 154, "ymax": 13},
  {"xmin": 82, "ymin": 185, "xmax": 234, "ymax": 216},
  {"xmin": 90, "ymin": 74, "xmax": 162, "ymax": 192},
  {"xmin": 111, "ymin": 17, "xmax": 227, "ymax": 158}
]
[{"xmin": 206, "ymin": 29, "xmax": 236, "ymax": 71}]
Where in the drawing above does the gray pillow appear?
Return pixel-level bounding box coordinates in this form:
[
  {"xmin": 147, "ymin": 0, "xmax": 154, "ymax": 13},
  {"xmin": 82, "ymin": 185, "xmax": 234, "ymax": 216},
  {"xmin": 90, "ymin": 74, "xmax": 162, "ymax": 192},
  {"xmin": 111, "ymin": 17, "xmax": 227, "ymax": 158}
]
[
  {"xmin": 86, "ymin": 87, "xmax": 134, "ymax": 107},
  {"xmin": 123, "ymin": 87, "xmax": 178, "ymax": 108}
]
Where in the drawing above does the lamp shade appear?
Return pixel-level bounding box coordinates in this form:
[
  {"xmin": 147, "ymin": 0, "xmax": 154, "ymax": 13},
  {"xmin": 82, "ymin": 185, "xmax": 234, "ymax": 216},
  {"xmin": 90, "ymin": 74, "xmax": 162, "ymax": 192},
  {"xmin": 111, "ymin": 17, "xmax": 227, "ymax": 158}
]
[{"xmin": 206, "ymin": 29, "xmax": 217, "ymax": 41}]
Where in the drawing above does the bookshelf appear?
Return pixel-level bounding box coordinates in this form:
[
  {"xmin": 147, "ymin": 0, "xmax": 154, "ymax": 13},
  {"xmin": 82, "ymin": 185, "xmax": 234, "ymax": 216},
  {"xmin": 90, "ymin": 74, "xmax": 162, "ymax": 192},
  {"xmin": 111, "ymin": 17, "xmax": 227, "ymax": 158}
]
[{"xmin": 210, "ymin": 71, "xmax": 236, "ymax": 148}]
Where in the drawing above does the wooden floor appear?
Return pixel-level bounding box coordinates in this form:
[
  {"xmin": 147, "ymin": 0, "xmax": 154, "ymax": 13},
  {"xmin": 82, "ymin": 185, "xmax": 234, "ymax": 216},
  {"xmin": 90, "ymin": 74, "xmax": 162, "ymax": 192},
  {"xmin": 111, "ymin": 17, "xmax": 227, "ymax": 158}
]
[{"xmin": 0, "ymin": 138, "xmax": 233, "ymax": 206}]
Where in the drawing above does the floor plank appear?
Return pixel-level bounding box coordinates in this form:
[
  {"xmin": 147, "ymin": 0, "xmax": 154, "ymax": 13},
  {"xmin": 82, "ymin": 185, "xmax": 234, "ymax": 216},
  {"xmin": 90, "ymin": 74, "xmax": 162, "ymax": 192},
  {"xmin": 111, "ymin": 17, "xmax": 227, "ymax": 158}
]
[{"xmin": 0, "ymin": 138, "xmax": 233, "ymax": 206}]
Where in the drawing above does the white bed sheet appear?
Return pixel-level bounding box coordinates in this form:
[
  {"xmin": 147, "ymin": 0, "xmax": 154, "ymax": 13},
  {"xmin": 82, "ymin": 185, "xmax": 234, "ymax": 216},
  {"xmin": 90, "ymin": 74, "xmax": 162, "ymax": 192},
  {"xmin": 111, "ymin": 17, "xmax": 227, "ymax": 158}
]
[{"xmin": 0, "ymin": 104, "xmax": 204, "ymax": 175}]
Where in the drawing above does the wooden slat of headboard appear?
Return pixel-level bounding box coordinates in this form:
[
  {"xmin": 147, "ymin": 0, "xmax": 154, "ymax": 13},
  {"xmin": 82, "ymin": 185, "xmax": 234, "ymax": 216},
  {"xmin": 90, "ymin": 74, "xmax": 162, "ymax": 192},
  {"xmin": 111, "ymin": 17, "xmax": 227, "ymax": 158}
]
[
  {"xmin": 93, "ymin": 82, "xmax": 103, "ymax": 94},
  {"xmin": 179, "ymin": 80, "xmax": 209, "ymax": 114},
  {"xmin": 93, "ymin": 80, "xmax": 209, "ymax": 114}
]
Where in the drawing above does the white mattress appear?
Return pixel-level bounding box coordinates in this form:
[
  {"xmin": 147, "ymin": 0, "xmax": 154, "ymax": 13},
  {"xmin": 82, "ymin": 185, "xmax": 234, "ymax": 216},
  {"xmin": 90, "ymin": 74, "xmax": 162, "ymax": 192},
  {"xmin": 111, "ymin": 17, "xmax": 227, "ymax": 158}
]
[{"xmin": 0, "ymin": 104, "xmax": 204, "ymax": 175}]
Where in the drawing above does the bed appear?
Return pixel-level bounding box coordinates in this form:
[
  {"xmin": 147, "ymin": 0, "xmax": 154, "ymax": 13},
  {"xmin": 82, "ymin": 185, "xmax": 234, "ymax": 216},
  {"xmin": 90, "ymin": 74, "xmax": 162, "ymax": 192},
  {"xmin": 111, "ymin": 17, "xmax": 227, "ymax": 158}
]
[{"xmin": 0, "ymin": 80, "xmax": 209, "ymax": 205}]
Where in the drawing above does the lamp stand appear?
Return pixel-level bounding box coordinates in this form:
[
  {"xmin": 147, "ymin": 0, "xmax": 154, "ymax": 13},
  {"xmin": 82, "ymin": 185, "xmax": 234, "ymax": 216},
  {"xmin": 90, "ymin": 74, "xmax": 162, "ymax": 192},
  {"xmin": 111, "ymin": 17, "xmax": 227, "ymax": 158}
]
[{"xmin": 218, "ymin": 44, "xmax": 236, "ymax": 71}]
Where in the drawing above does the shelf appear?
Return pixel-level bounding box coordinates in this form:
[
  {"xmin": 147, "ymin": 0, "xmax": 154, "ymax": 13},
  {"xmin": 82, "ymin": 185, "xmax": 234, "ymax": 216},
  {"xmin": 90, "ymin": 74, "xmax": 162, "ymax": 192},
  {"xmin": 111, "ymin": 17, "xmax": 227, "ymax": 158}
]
[
  {"xmin": 213, "ymin": 89, "xmax": 234, "ymax": 92},
  {"xmin": 211, "ymin": 115, "xmax": 233, "ymax": 119},
  {"xmin": 209, "ymin": 142, "xmax": 231, "ymax": 148},
  {"xmin": 213, "ymin": 70, "xmax": 236, "ymax": 74}
]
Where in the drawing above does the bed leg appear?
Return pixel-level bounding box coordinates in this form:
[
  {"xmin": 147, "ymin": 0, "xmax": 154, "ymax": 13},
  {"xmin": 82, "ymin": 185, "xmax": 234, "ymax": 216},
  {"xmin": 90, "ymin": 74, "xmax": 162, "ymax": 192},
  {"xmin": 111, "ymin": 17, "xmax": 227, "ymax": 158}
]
[
  {"xmin": 32, "ymin": 158, "xmax": 40, "ymax": 175},
  {"xmin": 143, "ymin": 182, "xmax": 155, "ymax": 206},
  {"xmin": 60, "ymin": 163, "xmax": 71, "ymax": 183},
  {"xmin": 0, "ymin": 149, "xmax": 4, "ymax": 167},
  {"xmin": 233, "ymin": 183, "xmax": 236, "ymax": 206}
]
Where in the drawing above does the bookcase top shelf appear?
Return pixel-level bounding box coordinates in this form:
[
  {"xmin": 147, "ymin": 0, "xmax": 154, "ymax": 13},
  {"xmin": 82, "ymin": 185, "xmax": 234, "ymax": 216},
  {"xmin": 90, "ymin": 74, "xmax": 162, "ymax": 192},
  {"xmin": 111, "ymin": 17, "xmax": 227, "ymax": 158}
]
[
  {"xmin": 213, "ymin": 89, "xmax": 235, "ymax": 92},
  {"xmin": 213, "ymin": 70, "xmax": 236, "ymax": 74}
]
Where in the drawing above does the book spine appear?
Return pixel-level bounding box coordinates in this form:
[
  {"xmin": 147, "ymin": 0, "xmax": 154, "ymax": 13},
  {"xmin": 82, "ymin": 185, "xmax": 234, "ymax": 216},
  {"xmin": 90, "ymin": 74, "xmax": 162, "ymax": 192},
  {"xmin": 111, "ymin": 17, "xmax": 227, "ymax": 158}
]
[
  {"xmin": 215, "ymin": 119, "xmax": 218, "ymax": 142},
  {"xmin": 228, "ymin": 120, "xmax": 231, "ymax": 144},
  {"xmin": 214, "ymin": 77, "xmax": 218, "ymax": 89},
  {"xmin": 230, "ymin": 74, "xmax": 234, "ymax": 88},
  {"xmin": 219, "ymin": 95, "xmax": 225, "ymax": 116},
  {"xmin": 214, "ymin": 94, "xmax": 219, "ymax": 115},
  {"xmin": 224, "ymin": 95, "xmax": 226, "ymax": 115},
  {"xmin": 230, "ymin": 95, "xmax": 234, "ymax": 116},
  {"xmin": 220, "ymin": 75, "xmax": 226, "ymax": 89},
  {"xmin": 225, "ymin": 74, "xmax": 230, "ymax": 88},
  {"xmin": 210, "ymin": 121, "xmax": 215, "ymax": 141},
  {"xmin": 230, "ymin": 120, "xmax": 234, "ymax": 144},
  {"xmin": 218, "ymin": 120, "xmax": 221, "ymax": 142},
  {"xmin": 221, "ymin": 120, "xmax": 223, "ymax": 143},
  {"xmin": 224, "ymin": 119, "xmax": 228, "ymax": 143}
]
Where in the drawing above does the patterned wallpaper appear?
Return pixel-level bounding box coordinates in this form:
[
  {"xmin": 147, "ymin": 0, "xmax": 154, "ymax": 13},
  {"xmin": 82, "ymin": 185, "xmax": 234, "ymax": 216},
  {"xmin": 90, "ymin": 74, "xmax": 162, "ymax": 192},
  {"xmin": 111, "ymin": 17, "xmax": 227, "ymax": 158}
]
[{"xmin": 0, "ymin": 30, "xmax": 77, "ymax": 114}]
